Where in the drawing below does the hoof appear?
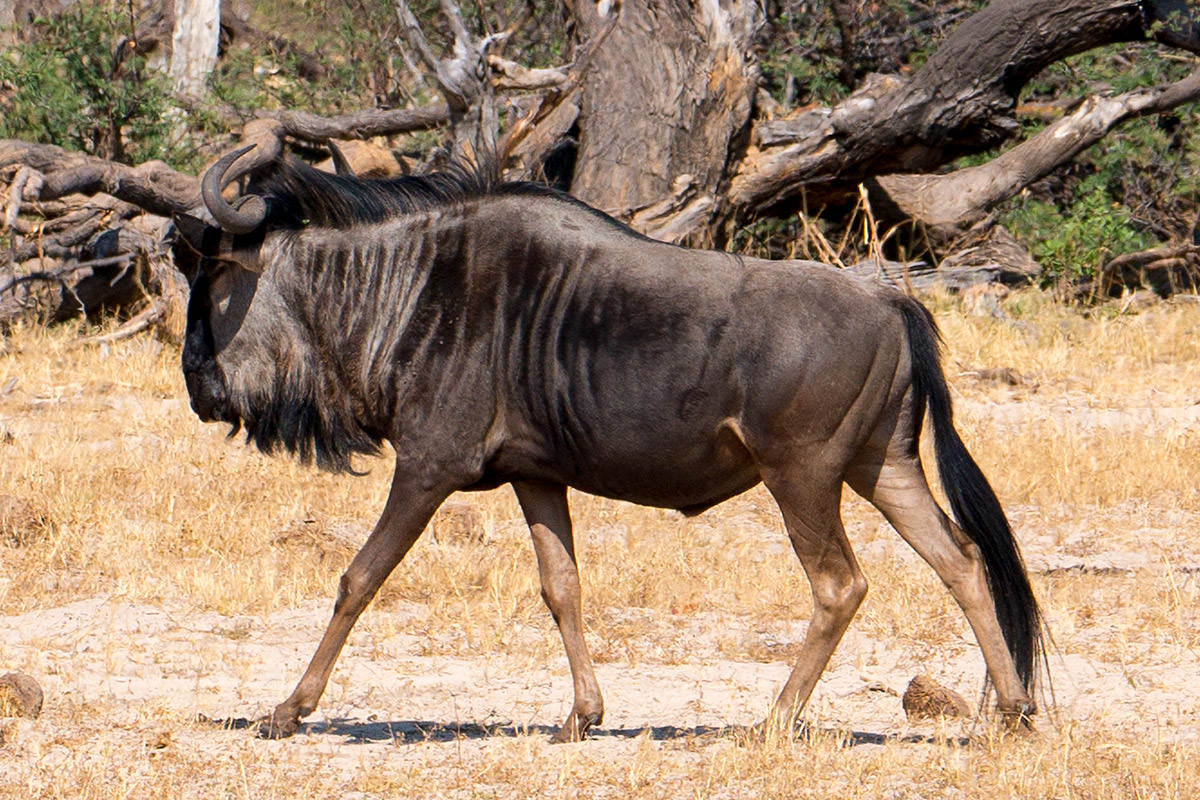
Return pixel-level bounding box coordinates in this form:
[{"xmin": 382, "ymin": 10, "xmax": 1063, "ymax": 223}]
[
  {"xmin": 257, "ymin": 710, "xmax": 301, "ymax": 739},
  {"xmin": 750, "ymin": 712, "xmax": 806, "ymax": 744},
  {"xmin": 551, "ymin": 710, "xmax": 602, "ymax": 744},
  {"xmin": 999, "ymin": 701, "xmax": 1037, "ymax": 732}
]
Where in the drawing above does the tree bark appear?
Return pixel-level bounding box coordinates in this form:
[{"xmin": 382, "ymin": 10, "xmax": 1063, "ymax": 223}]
[
  {"xmin": 730, "ymin": 0, "xmax": 1176, "ymax": 216},
  {"xmin": 566, "ymin": 0, "xmax": 759, "ymax": 241},
  {"xmin": 169, "ymin": 0, "xmax": 221, "ymax": 99}
]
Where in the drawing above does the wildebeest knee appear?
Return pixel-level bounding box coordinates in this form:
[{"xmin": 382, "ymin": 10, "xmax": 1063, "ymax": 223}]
[
  {"xmin": 539, "ymin": 571, "xmax": 580, "ymax": 613},
  {"xmin": 940, "ymin": 541, "xmax": 989, "ymax": 597},
  {"xmin": 811, "ymin": 571, "xmax": 867, "ymax": 617},
  {"xmin": 333, "ymin": 570, "xmax": 374, "ymax": 615}
]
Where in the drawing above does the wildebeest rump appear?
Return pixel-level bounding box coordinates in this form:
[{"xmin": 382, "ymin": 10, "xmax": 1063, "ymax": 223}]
[{"xmin": 173, "ymin": 146, "xmax": 1044, "ymax": 742}]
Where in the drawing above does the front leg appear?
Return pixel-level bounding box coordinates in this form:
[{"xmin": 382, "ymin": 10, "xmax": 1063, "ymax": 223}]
[
  {"xmin": 260, "ymin": 467, "xmax": 450, "ymax": 738},
  {"xmin": 513, "ymin": 480, "xmax": 604, "ymax": 742}
]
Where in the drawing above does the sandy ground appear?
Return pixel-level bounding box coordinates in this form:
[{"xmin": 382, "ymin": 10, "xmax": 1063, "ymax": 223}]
[{"xmin": 1, "ymin": 526, "xmax": 1197, "ymax": 793}]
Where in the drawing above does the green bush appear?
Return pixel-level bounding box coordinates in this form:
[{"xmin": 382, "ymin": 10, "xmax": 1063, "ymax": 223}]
[
  {"xmin": 0, "ymin": 4, "xmax": 180, "ymax": 165},
  {"xmin": 1003, "ymin": 180, "xmax": 1155, "ymax": 284},
  {"xmin": 995, "ymin": 42, "xmax": 1198, "ymax": 283}
]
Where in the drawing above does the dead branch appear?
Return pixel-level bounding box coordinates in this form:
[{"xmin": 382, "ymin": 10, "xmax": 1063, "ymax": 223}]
[
  {"xmin": 1104, "ymin": 243, "xmax": 1200, "ymax": 273},
  {"xmin": 394, "ymin": 0, "xmax": 498, "ymax": 155},
  {"xmin": 875, "ymin": 66, "xmax": 1200, "ymax": 226},
  {"xmin": 3, "ymin": 167, "xmax": 41, "ymax": 231},
  {"xmin": 0, "ymin": 253, "xmax": 135, "ymax": 296},
  {"xmin": 1096, "ymin": 242, "xmax": 1200, "ymax": 296},
  {"xmin": 488, "ymin": 56, "xmax": 568, "ymax": 90},
  {"xmin": 498, "ymin": 5, "xmax": 619, "ymax": 177},
  {"xmin": 729, "ymin": 0, "xmax": 1189, "ymax": 216},
  {"xmin": 267, "ymin": 105, "xmax": 451, "ymax": 143}
]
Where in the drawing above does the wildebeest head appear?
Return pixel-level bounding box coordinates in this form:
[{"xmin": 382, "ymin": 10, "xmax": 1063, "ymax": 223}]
[{"xmin": 173, "ymin": 146, "xmax": 381, "ymax": 472}]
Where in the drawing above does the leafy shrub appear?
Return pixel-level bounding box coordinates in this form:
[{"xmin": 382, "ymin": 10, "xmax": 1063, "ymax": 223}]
[
  {"xmin": 994, "ymin": 42, "xmax": 1198, "ymax": 282},
  {"xmin": 1003, "ymin": 181, "xmax": 1155, "ymax": 283},
  {"xmin": 0, "ymin": 4, "xmax": 180, "ymax": 165}
]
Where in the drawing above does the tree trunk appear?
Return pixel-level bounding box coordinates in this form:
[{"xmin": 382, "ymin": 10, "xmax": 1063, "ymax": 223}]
[
  {"xmin": 0, "ymin": 0, "xmax": 15, "ymax": 48},
  {"xmin": 169, "ymin": 0, "xmax": 221, "ymax": 99},
  {"xmin": 730, "ymin": 0, "xmax": 1174, "ymax": 216},
  {"xmin": 566, "ymin": 0, "xmax": 759, "ymax": 242}
]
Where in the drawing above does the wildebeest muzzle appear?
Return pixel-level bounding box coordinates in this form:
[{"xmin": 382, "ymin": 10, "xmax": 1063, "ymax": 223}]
[{"xmin": 182, "ymin": 271, "xmax": 231, "ymax": 423}]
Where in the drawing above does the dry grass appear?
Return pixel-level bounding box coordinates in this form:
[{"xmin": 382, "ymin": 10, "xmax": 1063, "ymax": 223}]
[{"xmin": 1, "ymin": 292, "xmax": 1198, "ymax": 798}]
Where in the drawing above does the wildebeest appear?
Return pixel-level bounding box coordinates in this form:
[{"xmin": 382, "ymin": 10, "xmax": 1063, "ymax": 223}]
[{"xmin": 173, "ymin": 144, "xmax": 1043, "ymax": 742}]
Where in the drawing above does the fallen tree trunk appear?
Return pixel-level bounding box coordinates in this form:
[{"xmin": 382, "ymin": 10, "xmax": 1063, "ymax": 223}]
[
  {"xmin": 727, "ymin": 0, "xmax": 1200, "ymax": 221},
  {"xmin": 874, "ymin": 66, "xmax": 1200, "ymax": 226}
]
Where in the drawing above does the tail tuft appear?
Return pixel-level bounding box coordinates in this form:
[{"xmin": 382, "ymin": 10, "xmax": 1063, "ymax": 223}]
[{"xmin": 897, "ymin": 297, "xmax": 1043, "ymax": 694}]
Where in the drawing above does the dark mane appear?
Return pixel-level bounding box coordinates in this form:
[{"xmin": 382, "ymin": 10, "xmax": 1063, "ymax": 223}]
[{"xmin": 250, "ymin": 156, "xmax": 646, "ymax": 237}]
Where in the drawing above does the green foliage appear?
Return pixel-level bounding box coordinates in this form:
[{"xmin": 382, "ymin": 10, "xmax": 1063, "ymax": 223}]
[
  {"xmin": 1003, "ymin": 181, "xmax": 1155, "ymax": 283},
  {"xmin": 994, "ymin": 41, "xmax": 1200, "ymax": 281},
  {"xmin": 759, "ymin": 3, "xmax": 849, "ymax": 107},
  {"xmin": 0, "ymin": 3, "xmax": 180, "ymax": 165}
]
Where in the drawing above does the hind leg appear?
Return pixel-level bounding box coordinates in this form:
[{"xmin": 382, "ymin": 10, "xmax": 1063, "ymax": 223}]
[
  {"xmin": 759, "ymin": 473, "xmax": 868, "ymax": 735},
  {"xmin": 847, "ymin": 455, "xmax": 1035, "ymax": 722}
]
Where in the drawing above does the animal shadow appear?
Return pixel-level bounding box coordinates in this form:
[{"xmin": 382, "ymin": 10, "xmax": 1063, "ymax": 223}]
[{"xmin": 196, "ymin": 714, "xmax": 970, "ymax": 748}]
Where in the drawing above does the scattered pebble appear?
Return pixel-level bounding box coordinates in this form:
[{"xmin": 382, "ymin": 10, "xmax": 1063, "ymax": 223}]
[
  {"xmin": 902, "ymin": 674, "xmax": 970, "ymax": 720},
  {"xmin": 0, "ymin": 672, "xmax": 43, "ymax": 718}
]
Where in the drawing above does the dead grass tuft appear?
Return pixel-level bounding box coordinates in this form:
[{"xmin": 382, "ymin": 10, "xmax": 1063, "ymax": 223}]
[{"xmin": 0, "ymin": 493, "xmax": 54, "ymax": 548}]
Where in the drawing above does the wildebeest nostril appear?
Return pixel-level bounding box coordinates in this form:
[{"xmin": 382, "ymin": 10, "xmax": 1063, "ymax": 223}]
[{"xmin": 184, "ymin": 370, "xmax": 225, "ymax": 422}]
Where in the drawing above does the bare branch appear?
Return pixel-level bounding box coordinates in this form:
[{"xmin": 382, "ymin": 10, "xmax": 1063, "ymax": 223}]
[
  {"xmin": 488, "ymin": 56, "xmax": 568, "ymax": 90},
  {"xmin": 439, "ymin": 0, "xmax": 475, "ymax": 47},
  {"xmin": 0, "ymin": 254, "xmax": 134, "ymax": 296},
  {"xmin": 267, "ymin": 105, "xmax": 450, "ymax": 142},
  {"xmin": 394, "ymin": 0, "xmax": 496, "ymax": 155},
  {"xmin": 3, "ymin": 168, "xmax": 42, "ymax": 231},
  {"xmin": 874, "ymin": 66, "xmax": 1200, "ymax": 225},
  {"xmin": 74, "ymin": 297, "xmax": 166, "ymax": 346},
  {"xmin": 394, "ymin": 0, "xmax": 443, "ymax": 76}
]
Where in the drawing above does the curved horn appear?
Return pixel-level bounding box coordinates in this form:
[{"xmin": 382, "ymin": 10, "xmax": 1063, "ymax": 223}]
[
  {"xmin": 327, "ymin": 140, "xmax": 355, "ymax": 177},
  {"xmin": 201, "ymin": 144, "xmax": 268, "ymax": 234}
]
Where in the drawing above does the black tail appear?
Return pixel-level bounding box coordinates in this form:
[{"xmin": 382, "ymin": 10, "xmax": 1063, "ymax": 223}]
[{"xmin": 897, "ymin": 298, "xmax": 1043, "ymax": 694}]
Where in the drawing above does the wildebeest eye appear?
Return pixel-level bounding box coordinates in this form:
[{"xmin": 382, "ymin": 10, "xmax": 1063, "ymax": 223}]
[{"xmin": 206, "ymin": 268, "xmax": 238, "ymax": 311}]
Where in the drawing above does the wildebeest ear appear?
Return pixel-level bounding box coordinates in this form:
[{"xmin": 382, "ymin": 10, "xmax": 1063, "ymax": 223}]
[
  {"xmin": 171, "ymin": 214, "xmax": 221, "ymax": 282},
  {"xmin": 173, "ymin": 213, "xmax": 213, "ymax": 253},
  {"xmin": 171, "ymin": 213, "xmax": 265, "ymax": 275}
]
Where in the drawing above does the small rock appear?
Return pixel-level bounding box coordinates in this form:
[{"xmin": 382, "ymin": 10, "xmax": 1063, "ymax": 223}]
[
  {"xmin": 902, "ymin": 674, "xmax": 970, "ymax": 721},
  {"xmin": 0, "ymin": 672, "xmax": 43, "ymax": 718}
]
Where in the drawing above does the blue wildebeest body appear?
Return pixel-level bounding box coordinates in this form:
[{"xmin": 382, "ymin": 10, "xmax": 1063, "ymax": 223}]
[{"xmin": 175, "ymin": 149, "xmax": 1043, "ymax": 741}]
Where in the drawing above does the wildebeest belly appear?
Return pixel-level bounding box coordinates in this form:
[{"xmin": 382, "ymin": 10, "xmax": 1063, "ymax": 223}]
[{"xmin": 476, "ymin": 408, "xmax": 761, "ymax": 514}]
